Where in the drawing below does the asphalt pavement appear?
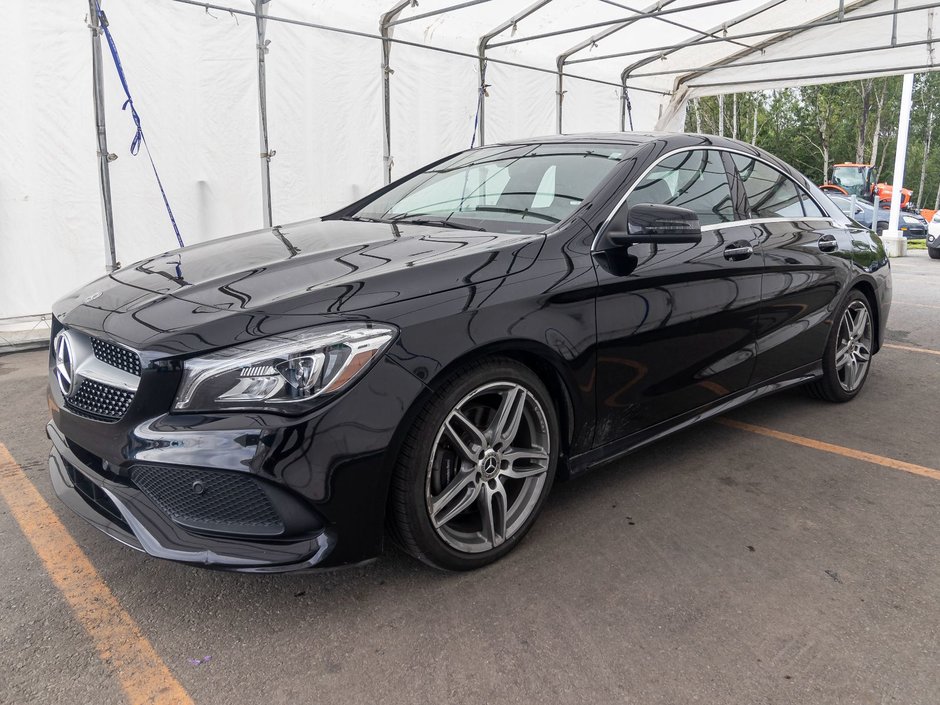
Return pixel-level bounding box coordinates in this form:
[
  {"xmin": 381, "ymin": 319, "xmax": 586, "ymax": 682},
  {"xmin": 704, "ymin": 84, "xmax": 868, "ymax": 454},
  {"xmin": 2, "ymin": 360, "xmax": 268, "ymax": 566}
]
[{"xmin": 1, "ymin": 251, "xmax": 938, "ymax": 705}]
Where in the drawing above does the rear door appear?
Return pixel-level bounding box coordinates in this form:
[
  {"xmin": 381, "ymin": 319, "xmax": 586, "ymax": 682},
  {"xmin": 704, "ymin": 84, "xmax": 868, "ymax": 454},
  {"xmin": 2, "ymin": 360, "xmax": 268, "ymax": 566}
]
[
  {"xmin": 729, "ymin": 154, "xmax": 855, "ymax": 384},
  {"xmin": 592, "ymin": 148, "xmax": 763, "ymax": 446}
]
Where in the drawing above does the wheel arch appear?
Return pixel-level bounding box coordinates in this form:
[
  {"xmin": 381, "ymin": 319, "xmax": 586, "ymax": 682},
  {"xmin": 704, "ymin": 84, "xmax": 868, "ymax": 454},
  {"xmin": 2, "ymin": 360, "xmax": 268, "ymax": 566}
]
[
  {"xmin": 385, "ymin": 341, "xmax": 585, "ymax": 487},
  {"xmin": 849, "ymin": 278, "xmax": 882, "ymax": 353}
]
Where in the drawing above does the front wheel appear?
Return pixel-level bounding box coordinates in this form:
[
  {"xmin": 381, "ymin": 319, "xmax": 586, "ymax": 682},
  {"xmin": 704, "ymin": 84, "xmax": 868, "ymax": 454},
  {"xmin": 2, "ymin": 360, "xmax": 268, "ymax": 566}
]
[
  {"xmin": 929, "ymin": 247, "xmax": 940, "ymax": 259},
  {"xmin": 806, "ymin": 291, "xmax": 875, "ymax": 403},
  {"xmin": 388, "ymin": 359, "xmax": 558, "ymax": 570}
]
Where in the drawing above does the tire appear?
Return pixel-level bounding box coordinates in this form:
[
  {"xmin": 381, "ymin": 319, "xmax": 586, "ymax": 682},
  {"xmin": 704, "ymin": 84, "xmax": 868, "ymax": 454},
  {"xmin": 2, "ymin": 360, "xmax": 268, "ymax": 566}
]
[
  {"xmin": 929, "ymin": 247, "xmax": 940, "ymax": 259},
  {"xmin": 388, "ymin": 358, "xmax": 559, "ymax": 571},
  {"xmin": 876, "ymin": 222, "xmax": 887, "ymax": 236},
  {"xmin": 805, "ymin": 290, "xmax": 875, "ymax": 403}
]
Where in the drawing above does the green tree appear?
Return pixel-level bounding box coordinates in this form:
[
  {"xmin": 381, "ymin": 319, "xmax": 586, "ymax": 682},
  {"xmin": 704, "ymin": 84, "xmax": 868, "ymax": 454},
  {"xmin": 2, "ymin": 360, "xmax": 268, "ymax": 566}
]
[{"xmin": 685, "ymin": 74, "xmax": 940, "ymax": 210}]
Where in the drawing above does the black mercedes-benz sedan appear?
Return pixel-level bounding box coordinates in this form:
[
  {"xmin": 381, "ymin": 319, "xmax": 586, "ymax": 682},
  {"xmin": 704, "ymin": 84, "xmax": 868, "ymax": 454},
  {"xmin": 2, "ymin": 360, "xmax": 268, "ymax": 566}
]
[{"xmin": 48, "ymin": 133, "xmax": 891, "ymax": 572}]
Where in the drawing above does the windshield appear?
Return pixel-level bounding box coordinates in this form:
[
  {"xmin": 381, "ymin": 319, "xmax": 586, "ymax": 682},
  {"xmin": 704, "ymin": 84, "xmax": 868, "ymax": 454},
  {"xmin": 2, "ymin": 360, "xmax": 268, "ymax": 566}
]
[
  {"xmin": 350, "ymin": 143, "xmax": 633, "ymax": 234},
  {"xmin": 831, "ymin": 166, "xmax": 868, "ymax": 191}
]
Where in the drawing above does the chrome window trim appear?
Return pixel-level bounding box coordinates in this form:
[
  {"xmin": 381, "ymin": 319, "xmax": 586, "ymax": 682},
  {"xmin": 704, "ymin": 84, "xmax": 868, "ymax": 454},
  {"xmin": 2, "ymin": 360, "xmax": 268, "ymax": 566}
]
[
  {"xmin": 699, "ymin": 216, "xmax": 840, "ymax": 233},
  {"xmin": 592, "ymin": 145, "xmax": 842, "ymax": 251}
]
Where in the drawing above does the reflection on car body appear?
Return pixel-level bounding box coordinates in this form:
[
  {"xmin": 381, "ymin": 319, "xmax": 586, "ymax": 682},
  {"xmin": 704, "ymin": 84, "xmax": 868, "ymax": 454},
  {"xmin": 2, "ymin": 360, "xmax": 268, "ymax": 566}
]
[{"xmin": 47, "ymin": 133, "xmax": 891, "ymax": 572}]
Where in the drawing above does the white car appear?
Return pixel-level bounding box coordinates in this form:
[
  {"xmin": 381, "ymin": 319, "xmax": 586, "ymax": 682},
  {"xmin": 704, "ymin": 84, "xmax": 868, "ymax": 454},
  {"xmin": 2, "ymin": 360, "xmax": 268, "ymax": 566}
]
[{"xmin": 929, "ymin": 211, "xmax": 940, "ymax": 238}]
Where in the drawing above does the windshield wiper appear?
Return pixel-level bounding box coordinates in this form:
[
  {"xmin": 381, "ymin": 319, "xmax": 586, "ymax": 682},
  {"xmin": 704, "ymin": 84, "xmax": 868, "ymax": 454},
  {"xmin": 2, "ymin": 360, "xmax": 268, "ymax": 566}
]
[
  {"xmin": 389, "ymin": 215, "xmax": 485, "ymax": 231},
  {"xmin": 337, "ymin": 215, "xmax": 386, "ymax": 223}
]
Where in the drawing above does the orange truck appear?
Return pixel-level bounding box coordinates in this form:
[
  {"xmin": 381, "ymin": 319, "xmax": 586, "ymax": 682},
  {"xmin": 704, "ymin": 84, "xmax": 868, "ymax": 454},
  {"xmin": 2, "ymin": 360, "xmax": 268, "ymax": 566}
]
[{"xmin": 819, "ymin": 163, "xmax": 912, "ymax": 209}]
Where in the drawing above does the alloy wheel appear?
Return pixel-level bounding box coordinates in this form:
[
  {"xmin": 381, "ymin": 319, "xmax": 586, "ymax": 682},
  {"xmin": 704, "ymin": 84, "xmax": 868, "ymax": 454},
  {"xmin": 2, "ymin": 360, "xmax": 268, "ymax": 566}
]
[
  {"xmin": 835, "ymin": 300, "xmax": 873, "ymax": 392},
  {"xmin": 425, "ymin": 381, "xmax": 551, "ymax": 554}
]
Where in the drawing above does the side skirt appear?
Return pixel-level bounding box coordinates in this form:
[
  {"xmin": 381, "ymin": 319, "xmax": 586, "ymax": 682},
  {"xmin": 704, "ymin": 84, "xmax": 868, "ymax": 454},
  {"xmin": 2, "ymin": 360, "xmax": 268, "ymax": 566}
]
[{"xmin": 566, "ymin": 362, "xmax": 823, "ymax": 477}]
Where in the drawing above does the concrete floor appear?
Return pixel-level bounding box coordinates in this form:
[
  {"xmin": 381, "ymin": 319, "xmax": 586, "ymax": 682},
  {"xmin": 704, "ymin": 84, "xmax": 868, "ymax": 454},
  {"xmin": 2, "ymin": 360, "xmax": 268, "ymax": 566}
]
[{"xmin": 1, "ymin": 252, "xmax": 938, "ymax": 705}]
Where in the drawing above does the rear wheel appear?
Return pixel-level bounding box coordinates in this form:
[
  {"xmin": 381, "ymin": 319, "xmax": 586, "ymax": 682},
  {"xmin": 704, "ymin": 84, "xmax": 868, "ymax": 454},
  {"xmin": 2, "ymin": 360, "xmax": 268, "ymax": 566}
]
[
  {"xmin": 876, "ymin": 222, "xmax": 887, "ymax": 236},
  {"xmin": 806, "ymin": 291, "xmax": 874, "ymax": 403},
  {"xmin": 388, "ymin": 359, "xmax": 559, "ymax": 570}
]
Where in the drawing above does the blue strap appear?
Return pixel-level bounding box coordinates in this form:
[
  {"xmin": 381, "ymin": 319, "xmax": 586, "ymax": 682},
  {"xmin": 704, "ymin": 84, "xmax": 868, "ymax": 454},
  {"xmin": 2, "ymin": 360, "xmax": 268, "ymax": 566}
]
[{"xmin": 94, "ymin": 1, "xmax": 184, "ymax": 249}]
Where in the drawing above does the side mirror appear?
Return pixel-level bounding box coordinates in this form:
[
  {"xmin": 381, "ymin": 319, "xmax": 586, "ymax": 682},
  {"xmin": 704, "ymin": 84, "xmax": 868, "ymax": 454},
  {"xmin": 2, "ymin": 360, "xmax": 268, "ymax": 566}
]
[{"xmin": 606, "ymin": 203, "xmax": 702, "ymax": 246}]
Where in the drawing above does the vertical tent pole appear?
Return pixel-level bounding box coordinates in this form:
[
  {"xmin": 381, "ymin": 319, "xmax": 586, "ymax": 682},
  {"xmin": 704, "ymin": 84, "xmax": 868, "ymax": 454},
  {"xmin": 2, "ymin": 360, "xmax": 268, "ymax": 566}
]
[
  {"xmin": 478, "ymin": 42, "xmax": 488, "ymax": 145},
  {"xmin": 620, "ymin": 70, "xmax": 635, "ymax": 131},
  {"xmin": 381, "ymin": 1, "xmax": 413, "ymax": 184},
  {"xmin": 254, "ymin": 0, "xmax": 274, "ymax": 228},
  {"xmin": 88, "ymin": 0, "xmax": 117, "ymax": 272},
  {"xmin": 478, "ymin": 0, "xmax": 555, "ymax": 147},
  {"xmin": 619, "ymin": 77, "xmax": 627, "ymax": 131},
  {"xmin": 884, "ymin": 72, "xmax": 914, "ymax": 257},
  {"xmin": 718, "ymin": 93, "xmax": 725, "ymax": 136}
]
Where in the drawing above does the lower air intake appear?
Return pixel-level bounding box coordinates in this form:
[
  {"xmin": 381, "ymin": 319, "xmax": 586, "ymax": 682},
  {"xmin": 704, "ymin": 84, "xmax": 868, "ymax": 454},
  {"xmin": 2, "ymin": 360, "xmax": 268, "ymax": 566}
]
[{"xmin": 131, "ymin": 465, "xmax": 284, "ymax": 537}]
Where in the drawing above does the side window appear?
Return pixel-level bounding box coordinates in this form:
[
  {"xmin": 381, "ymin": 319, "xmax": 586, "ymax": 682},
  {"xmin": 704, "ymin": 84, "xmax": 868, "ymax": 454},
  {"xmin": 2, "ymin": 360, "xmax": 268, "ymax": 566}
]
[
  {"xmin": 626, "ymin": 149, "xmax": 735, "ymax": 226},
  {"xmin": 800, "ymin": 191, "xmax": 827, "ymax": 217},
  {"xmin": 829, "ymin": 197, "xmax": 851, "ymax": 215},
  {"xmin": 732, "ymin": 155, "xmax": 823, "ymax": 218}
]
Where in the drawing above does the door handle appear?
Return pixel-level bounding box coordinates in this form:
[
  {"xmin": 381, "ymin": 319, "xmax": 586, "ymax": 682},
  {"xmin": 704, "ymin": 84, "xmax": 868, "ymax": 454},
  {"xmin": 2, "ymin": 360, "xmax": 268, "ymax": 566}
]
[
  {"xmin": 818, "ymin": 234, "xmax": 839, "ymax": 253},
  {"xmin": 723, "ymin": 241, "xmax": 754, "ymax": 261}
]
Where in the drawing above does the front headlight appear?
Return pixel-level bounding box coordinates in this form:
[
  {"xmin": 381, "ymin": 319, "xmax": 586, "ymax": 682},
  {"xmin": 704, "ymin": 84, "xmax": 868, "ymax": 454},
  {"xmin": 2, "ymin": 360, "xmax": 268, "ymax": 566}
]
[
  {"xmin": 902, "ymin": 215, "xmax": 918, "ymax": 224},
  {"xmin": 173, "ymin": 323, "xmax": 397, "ymax": 413}
]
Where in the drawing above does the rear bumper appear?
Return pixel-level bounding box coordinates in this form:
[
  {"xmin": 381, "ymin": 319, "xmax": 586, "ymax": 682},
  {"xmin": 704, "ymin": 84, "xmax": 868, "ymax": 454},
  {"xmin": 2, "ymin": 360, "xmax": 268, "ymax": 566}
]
[{"xmin": 47, "ymin": 421, "xmax": 337, "ymax": 572}]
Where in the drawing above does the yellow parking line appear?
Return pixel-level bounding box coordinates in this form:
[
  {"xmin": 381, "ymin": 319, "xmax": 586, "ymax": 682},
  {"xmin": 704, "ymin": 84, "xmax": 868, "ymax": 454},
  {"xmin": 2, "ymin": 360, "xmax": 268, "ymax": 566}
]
[
  {"xmin": 0, "ymin": 444, "xmax": 194, "ymax": 705},
  {"xmin": 883, "ymin": 342, "xmax": 940, "ymax": 357},
  {"xmin": 717, "ymin": 418, "xmax": 940, "ymax": 482}
]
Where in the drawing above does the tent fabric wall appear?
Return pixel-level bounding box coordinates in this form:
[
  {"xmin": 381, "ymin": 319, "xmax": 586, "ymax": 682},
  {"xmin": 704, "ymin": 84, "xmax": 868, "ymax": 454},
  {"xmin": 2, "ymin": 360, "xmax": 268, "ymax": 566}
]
[{"xmin": 2, "ymin": 0, "xmax": 937, "ymax": 321}]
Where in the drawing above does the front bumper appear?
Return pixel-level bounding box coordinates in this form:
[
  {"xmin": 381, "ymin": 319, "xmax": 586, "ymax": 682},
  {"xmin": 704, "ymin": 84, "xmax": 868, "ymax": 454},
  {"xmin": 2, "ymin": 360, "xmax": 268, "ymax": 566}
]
[{"xmin": 47, "ymin": 421, "xmax": 336, "ymax": 572}]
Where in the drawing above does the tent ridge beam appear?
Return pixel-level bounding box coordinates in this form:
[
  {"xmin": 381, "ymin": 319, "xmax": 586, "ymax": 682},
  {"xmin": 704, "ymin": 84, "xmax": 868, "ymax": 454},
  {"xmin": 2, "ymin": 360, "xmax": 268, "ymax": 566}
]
[
  {"xmin": 672, "ymin": 0, "xmax": 879, "ymax": 91},
  {"xmin": 630, "ymin": 37, "xmax": 940, "ymax": 80},
  {"xmin": 557, "ymin": 0, "xmax": 679, "ymax": 65},
  {"xmin": 596, "ymin": 0, "xmax": 752, "ymax": 52},
  {"xmin": 488, "ymin": 0, "xmax": 745, "ymax": 49},
  {"xmin": 620, "ymin": 0, "xmax": 788, "ymax": 78},
  {"xmin": 689, "ymin": 63, "xmax": 940, "ymax": 89},
  {"xmin": 167, "ymin": 0, "xmax": 656, "ymax": 94},
  {"xmin": 571, "ymin": 0, "xmax": 923, "ymax": 65},
  {"xmin": 387, "ymin": 0, "xmax": 494, "ymax": 28}
]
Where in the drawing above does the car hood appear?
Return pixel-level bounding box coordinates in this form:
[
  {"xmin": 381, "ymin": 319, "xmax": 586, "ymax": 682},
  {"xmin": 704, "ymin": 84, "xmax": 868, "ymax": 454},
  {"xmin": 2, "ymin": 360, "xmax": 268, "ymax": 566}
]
[{"xmin": 54, "ymin": 218, "xmax": 543, "ymax": 354}]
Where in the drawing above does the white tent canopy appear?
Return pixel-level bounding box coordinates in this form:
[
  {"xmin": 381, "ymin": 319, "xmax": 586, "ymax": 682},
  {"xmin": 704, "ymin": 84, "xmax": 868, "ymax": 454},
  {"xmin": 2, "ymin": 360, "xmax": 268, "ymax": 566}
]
[{"xmin": 1, "ymin": 0, "xmax": 937, "ymax": 321}]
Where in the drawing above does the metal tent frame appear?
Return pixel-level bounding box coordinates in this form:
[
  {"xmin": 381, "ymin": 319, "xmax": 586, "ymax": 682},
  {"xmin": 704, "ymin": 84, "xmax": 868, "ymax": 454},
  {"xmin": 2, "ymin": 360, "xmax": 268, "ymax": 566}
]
[{"xmin": 88, "ymin": 0, "xmax": 940, "ymax": 269}]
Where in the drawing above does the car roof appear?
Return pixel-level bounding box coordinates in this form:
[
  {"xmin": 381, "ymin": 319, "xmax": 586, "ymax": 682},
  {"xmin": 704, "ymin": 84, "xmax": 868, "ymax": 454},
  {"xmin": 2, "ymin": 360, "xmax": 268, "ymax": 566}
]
[
  {"xmin": 493, "ymin": 132, "xmax": 665, "ymax": 147},
  {"xmin": 491, "ymin": 132, "xmax": 798, "ymax": 158}
]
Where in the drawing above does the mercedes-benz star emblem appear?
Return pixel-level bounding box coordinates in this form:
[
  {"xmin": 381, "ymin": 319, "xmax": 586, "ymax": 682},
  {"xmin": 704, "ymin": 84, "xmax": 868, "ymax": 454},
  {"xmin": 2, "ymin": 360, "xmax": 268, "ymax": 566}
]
[{"xmin": 53, "ymin": 331, "xmax": 75, "ymax": 397}]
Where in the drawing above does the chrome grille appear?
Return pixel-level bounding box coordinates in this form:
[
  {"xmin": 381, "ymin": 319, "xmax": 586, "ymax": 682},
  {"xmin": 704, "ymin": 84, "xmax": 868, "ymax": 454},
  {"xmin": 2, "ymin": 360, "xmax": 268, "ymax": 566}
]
[
  {"xmin": 67, "ymin": 379, "xmax": 134, "ymax": 421},
  {"xmin": 54, "ymin": 328, "xmax": 141, "ymax": 423},
  {"xmin": 91, "ymin": 337, "xmax": 142, "ymax": 376}
]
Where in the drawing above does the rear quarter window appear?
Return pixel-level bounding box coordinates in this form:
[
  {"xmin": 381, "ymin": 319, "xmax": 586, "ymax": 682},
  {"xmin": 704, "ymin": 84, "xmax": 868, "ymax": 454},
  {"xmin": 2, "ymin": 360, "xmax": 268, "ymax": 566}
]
[{"xmin": 732, "ymin": 155, "xmax": 826, "ymax": 219}]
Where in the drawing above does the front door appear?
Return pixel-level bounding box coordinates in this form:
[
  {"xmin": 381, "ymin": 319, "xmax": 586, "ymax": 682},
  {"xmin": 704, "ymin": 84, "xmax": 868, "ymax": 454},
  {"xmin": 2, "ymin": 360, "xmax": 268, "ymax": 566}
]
[{"xmin": 592, "ymin": 148, "xmax": 763, "ymax": 446}]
